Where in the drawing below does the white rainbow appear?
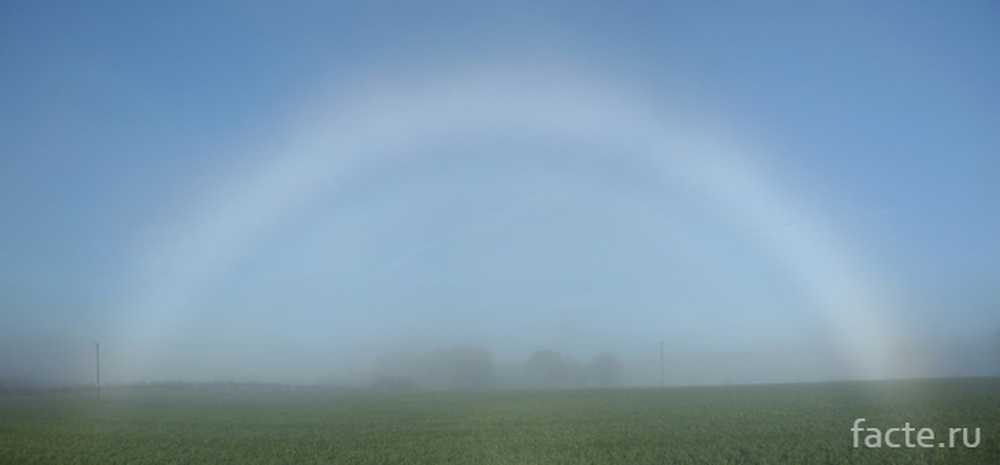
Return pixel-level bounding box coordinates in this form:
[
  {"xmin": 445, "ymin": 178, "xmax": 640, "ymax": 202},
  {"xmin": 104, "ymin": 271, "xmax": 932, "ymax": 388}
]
[{"xmin": 115, "ymin": 65, "xmax": 905, "ymax": 382}]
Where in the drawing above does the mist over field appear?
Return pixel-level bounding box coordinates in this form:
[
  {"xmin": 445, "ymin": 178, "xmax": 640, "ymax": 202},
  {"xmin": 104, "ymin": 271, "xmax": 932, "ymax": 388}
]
[
  {"xmin": 4, "ymin": 3, "xmax": 1000, "ymax": 465},
  {"xmin": 1, "ymin": 2, "xmax": 999, "ymax": 392}
]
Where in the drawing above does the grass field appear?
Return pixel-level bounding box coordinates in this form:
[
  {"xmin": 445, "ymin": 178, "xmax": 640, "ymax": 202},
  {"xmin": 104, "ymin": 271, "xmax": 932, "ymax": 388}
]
[{"xmin": 1, "ymin": 378, "xmax": 998, "ymax": 464}]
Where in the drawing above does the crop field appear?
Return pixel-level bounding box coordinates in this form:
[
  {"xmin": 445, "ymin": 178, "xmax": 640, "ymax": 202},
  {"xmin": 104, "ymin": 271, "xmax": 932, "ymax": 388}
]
[{"xmin": 1, "ymin": 378, "xmax": 998, "ymax": 464}]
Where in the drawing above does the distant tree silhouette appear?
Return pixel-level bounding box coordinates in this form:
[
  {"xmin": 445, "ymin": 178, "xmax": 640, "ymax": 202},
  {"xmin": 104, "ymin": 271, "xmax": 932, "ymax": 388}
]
[
  {"xmin": 525, "ymin": 350, "xmax": 574, "ymax": 388},
  {"xmin": 370, "ymin": 375, "xmax": 418, "ymax": 393},
  {"xmin": 587, "ymin": 352, "xmax": 624, "ymax": 387},
  {"xmin": 372, "ymin": 350, "xmax": 425, "ymax": 386},
  {"xmin": 431, "ymin": 346, "xmax": 495, "ymax": 390}
]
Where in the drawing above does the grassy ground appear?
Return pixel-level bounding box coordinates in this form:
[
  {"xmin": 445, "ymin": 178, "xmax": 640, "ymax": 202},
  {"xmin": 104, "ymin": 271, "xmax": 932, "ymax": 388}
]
[{"xmin": 1, "ymin": 378, "xmax": 998, "ymax": 464}]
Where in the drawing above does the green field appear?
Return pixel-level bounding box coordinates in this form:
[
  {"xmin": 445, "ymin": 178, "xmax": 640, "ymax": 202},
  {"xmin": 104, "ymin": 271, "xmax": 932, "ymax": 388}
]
[{"xmin": 1, "ymin": 378, "xmax": 998, "ymax": 464}]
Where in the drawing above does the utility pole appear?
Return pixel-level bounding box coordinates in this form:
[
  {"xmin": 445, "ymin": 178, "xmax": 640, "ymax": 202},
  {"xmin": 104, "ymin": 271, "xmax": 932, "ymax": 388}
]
[
  {"xmin": 95, "ymin": 342, "xmax": 101, "ymax": 399},
  {"xmin": 659, "ymin": 340, "xmax": 665, "ymax": 388}
]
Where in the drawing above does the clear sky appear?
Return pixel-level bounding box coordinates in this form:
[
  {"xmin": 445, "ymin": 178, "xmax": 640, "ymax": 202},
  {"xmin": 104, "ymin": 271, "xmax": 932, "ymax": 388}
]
[{"xmin": 1, "ymin": 2, "xmax": 998, "ymax": 385}]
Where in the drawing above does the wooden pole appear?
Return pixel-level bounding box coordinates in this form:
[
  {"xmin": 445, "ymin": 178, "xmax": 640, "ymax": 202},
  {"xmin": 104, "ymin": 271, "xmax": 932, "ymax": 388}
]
[
  {"xmin": 96, "ymin": 342, "xmax": 101, "ymax": 399},
  {"xmin": 659, "ymin": 340, "xmax": 665, "ymax": 387}
]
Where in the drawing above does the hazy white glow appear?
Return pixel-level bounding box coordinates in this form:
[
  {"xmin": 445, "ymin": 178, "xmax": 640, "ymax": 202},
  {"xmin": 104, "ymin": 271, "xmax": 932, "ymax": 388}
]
[{"xmin": 115, "ymin": 64, "xmax": 905, "ymax": 381}]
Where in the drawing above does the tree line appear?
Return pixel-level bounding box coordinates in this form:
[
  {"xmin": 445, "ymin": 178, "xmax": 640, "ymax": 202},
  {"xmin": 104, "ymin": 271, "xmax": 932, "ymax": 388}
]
[{"xmin": 370, "ymin": 347, "xmax": 624, "ymax": 391}]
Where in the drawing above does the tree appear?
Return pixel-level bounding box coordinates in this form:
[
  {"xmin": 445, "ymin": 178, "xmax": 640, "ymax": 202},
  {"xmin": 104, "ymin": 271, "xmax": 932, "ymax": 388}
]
[
  {"xmin": 370, "ymin": 375, "xmax": 418, "ymax": 393},
  {"xmin": 587, "ymin": 352, "xmax": 624, "ymax": 387},
  {"xmin": 431, "ymin": 346, "xmax": 495, "ymax": 390},
  {"xmin": 525, "ymin": 349, "xmax": 574, "ymax": 388},
  {"xmin": 372, "ymin": 350, "xmax": 425, "ymax": 386}
]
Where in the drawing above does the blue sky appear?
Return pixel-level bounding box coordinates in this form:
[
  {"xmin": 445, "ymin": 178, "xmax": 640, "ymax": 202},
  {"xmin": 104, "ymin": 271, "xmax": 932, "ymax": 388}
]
[{"xmin": 1, "ymin": 2, "xmax": 998, "ymax": 384}]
